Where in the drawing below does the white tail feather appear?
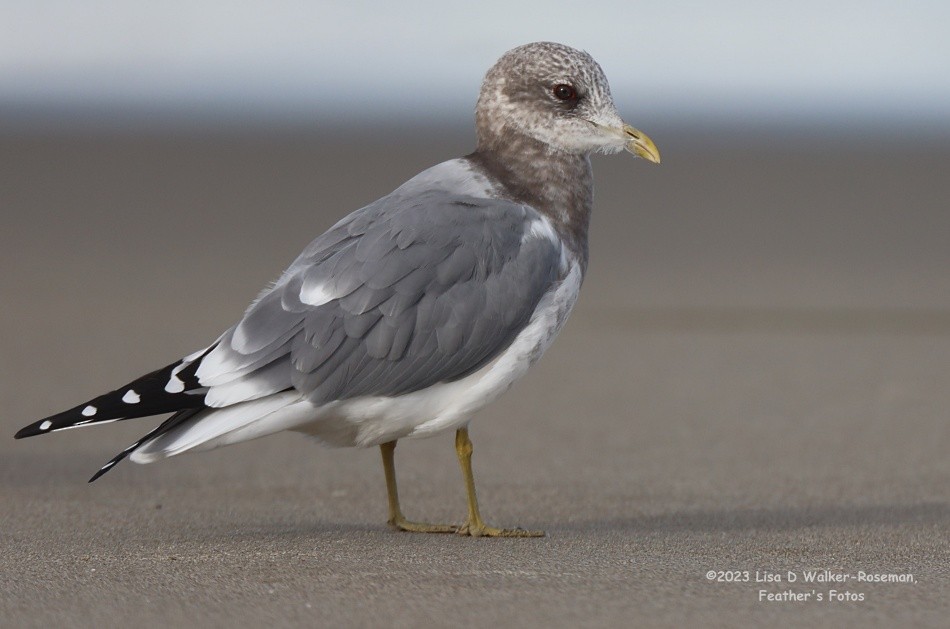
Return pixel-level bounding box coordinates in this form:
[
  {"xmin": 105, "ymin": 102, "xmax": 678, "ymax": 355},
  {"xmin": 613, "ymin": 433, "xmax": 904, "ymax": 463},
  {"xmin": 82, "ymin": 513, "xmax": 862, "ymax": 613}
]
[{"xmin": 130, "ymin": 391, "xmax": 313, "ymax": 463}]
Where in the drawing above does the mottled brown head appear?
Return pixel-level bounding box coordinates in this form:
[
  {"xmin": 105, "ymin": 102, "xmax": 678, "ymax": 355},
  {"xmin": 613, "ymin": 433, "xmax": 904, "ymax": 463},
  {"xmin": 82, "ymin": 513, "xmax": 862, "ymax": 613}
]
[{"xmin": 475, "ymin": 42, "xmax": 659, "ymax": 162}]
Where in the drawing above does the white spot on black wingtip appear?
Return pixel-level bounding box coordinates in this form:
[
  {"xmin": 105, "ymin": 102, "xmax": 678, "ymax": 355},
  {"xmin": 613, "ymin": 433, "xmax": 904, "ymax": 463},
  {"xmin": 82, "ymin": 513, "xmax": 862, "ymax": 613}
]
[
  {"xmin": 166, "ymin": 349, "xmax": 210, "ymax": 393},
  {"xmin": 121, "ymin": 389, "xmax": 141, "ymax": 404},
  {"xmin": 39, "ymin": 420, "xmax": 52, "ymax": 431},
  {"xmin": 82, "ymin": 405, "xmax": 97, "ymax": 417},
  {"xmin": 165, "ymin": 371, "xmax": 186, "ymax": 393}
]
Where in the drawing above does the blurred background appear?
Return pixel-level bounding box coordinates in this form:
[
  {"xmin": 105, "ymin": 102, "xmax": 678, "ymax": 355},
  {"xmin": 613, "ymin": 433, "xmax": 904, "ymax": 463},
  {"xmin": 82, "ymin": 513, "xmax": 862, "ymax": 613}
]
[{"xmin": 2, "ymin": 0, "xmax": 950, "ymax": 132}]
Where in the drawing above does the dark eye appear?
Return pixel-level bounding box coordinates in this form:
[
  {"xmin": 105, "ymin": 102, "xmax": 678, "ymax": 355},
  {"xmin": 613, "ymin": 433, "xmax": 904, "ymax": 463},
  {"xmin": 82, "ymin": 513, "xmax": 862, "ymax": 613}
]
[{"xmin": 552, "ymin": 84, "xmax": 577, "ymax": 101}]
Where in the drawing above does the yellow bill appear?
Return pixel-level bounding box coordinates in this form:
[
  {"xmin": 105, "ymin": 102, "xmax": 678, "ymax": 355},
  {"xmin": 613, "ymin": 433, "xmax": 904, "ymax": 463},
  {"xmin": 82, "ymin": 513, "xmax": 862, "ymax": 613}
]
[{"xmin": 623, "ymin": 124, "xmax": 661, "ymax": 164}]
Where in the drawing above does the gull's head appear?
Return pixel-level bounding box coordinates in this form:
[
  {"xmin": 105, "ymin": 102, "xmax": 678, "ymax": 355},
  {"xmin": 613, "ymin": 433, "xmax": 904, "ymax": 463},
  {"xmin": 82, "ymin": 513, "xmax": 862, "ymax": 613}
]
[{"xmin": 475, "ymin": 42, "xmax": 659, "ymax": 163}]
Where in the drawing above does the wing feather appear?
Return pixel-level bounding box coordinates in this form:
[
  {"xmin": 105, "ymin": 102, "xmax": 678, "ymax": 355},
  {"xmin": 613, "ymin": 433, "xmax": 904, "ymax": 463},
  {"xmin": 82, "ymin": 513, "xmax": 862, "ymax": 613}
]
[{"xmin": 194, "ymin": 186, "xmax": 564, "ymax": 409}]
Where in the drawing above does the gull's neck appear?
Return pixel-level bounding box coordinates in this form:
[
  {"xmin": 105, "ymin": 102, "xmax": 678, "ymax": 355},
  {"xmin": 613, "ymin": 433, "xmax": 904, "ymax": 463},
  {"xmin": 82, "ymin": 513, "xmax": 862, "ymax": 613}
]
[{"xmin": 467, "ymin": 131, "xmax": 594, "ymax": 271}]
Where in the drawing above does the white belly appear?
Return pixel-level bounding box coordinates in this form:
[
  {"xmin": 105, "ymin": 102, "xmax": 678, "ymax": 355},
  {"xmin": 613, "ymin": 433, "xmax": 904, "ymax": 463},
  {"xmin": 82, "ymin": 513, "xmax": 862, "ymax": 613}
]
[{"xmin": 295, "ymin": 261, "xmax": 583, "ymax": 447}]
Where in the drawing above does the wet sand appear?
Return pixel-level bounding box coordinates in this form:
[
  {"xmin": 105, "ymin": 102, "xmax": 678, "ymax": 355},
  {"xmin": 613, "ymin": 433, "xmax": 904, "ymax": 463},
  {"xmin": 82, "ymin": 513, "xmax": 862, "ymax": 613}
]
[{"xmin": 1, "ymin": 127, "xmax": 948, "ymax": 627}]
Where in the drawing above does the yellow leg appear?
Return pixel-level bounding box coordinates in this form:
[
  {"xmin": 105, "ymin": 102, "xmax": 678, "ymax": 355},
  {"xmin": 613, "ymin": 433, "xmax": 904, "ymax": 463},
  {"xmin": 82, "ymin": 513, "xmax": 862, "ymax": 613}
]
[
  {"xmin": 379, "ymin": 440, "xmax": 457, "ymax": 533},
  {"xmin": 454, "ymin": 427, "xmax": 545, "ymax": 537}
]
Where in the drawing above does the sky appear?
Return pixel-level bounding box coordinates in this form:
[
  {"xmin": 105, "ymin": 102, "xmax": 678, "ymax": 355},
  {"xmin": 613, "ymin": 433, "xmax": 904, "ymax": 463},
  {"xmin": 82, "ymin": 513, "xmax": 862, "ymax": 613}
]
[{"xmin": 1, "ymin": 1, "xmax": 948, "ymax": 129}]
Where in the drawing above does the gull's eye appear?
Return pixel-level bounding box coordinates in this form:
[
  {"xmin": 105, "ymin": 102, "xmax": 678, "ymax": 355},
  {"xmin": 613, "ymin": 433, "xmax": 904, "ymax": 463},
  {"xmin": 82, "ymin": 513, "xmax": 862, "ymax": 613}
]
[{"xmin": 552, "ymin": 84, "xmax": 577, "ymax": 101}]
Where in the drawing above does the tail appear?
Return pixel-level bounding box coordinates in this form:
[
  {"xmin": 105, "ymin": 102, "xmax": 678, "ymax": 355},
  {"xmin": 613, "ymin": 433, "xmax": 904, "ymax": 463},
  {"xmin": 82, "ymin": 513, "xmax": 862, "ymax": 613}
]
[{"xmin": 14, "ymin": 347, "xmax": 213, "ymax": 480}]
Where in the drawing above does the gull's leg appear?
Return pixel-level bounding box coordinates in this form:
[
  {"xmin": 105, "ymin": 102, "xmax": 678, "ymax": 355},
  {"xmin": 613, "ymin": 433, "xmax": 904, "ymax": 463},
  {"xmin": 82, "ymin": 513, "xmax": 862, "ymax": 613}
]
[
  {"xmin": 454, "ymin": 427, "xmax": 545, "ymax": 537},
  {"xmin": 379, "ymin": 440, "xmax": 457, "ymax": 533}
]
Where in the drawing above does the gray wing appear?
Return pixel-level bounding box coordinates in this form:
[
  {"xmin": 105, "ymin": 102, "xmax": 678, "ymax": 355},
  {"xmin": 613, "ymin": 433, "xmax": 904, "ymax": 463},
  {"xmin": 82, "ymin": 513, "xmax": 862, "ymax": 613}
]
[{"xmin": 195, "ymin": 188, "xmax": 565, "ymax": 407}]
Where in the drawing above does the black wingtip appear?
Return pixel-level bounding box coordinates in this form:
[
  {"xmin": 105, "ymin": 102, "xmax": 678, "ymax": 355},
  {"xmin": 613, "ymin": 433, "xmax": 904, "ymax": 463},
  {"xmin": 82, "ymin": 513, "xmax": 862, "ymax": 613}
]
[
  {"xmin": 14, "ymin": 424, "xmax": 41, "ymax": 439},
  {"xmin": 88, "ymin": 452, "xmax": 125, "ymax": 483},
  {"xmin": 14, "ymin": 350, "xmax": 214, "ymax": 443},
  {"xmin": 88, "ymin": 465, "xmax": 112, "ymax": 483},
  {"xmin": 87, "ymin": 443, "xmax": 132, "ymax": 483},
  {"xmin": 84, "ymin": 408, "xmax": 202, "ymax": 483}
]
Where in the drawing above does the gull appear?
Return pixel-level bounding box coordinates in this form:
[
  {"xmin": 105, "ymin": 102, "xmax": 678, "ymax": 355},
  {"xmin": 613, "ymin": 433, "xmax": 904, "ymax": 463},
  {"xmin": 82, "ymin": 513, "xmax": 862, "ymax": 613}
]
[{"xmin": 15, "ymin": 42, "xmax": 659, "ymax": 537}]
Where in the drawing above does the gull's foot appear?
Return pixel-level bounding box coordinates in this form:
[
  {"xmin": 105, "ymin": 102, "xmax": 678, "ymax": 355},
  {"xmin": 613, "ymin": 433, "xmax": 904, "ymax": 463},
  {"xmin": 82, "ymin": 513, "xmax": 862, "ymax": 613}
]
[
  {"xmin": 455, "ymin": 521, "xmax": 545, "ymax": 538},
  {"xmin": 387, "ymin": 515, "xmax": 458, "ymax": 534}
]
